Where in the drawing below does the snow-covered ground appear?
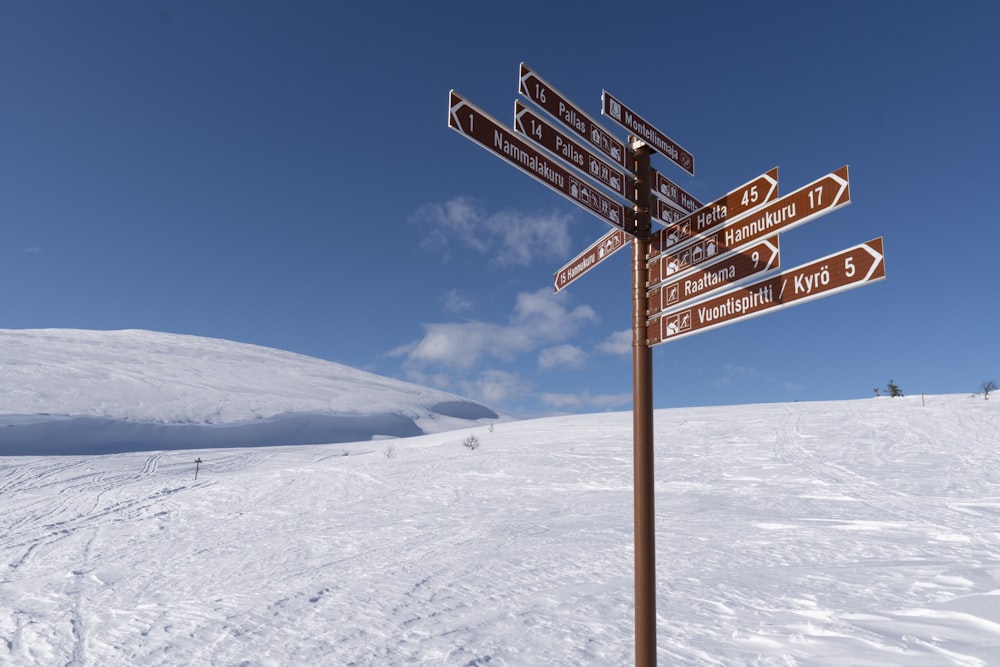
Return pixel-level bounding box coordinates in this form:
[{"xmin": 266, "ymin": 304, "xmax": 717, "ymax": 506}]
[{"xmin": 2, "ymin": 330, "xmax": 999, "ymax": 665}]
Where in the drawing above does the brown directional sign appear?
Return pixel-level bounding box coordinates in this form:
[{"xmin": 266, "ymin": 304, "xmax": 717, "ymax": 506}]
[
  {"xmin": 515, "ymin": 100, "xmax": 629, "ymax": 199},
  {"xmin": 519, "ymin": 63, "xmax": 629, "ymax": 170},
  {"xmin": 648, "ymin": 237, "xmax": 885, "ymax": 345},
  {"xmin": 554, "ymin": 229, "xmax": 629, "ymax": 293},
  {"xmin": 448, "ymin": 91, "xmax": 632, "ymax": 233},
  {"xmin": 602, "ymin": 90, "xmax": 695, "ymax": 175},
  {"xmin": 647, "ymin": 237, "xmax": 779, "ymax": 316},
  {"xmin": 654, "ymin": 198, "xmax": 685, "ymax": 225},
  {"xmin": 648, "ymin": 168, "xmax": 779, "ymax": 261},
  {"xmin": 651, "ymin": 168, "xmax": 702, "ymax": 216}
]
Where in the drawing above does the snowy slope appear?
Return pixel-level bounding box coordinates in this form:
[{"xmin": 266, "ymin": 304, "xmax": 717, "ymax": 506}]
[
  {"xmin": 0, "ymin": 329, "xmax": 499, "ymax": 455},
  {"xmin": 2, "ymin": 394, "xmax": 999, "ymax": 665}
]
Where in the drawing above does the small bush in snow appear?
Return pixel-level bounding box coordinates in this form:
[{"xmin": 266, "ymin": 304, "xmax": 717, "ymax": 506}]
[
  {"xmin": 982, "ymin": 379, "xmax": 997, "ymax": 400},
  {"xmin": 383, "ymin": 443, "xmax": 396, "ymax": 459},
  {"xmin": 885, "ymin": 379, "xmax": 903, "ymax": 398},
  {"xmin": 463, "ymin": 434, "xmax": 481, "ymax": 450}
]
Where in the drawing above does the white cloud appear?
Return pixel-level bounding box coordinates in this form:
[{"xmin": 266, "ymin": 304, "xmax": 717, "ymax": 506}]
[
  {"xmin": 458, "ymin": 369, "xmax": 531, "ymax": 407},
  {"xmin": 442, "ymin": 289, "xmax": 475, "ymax": 314},
  {"xmin": 538, "ymin": 390, "xmax": 631, "ymax": 411},
  {"xmin": 538, "ymin": 344, "xmax": 586, "ymax": 370},
  {"xmin": 391, "ymin": 288, "xmax": 598, "ymax": 374},
  {"xmin": 411, "ymin": 197, "xmax": 573, "ymax": 267},
  {"xmin": 596, "ymin": 329, "xmax": 631, "ymax": 356}
]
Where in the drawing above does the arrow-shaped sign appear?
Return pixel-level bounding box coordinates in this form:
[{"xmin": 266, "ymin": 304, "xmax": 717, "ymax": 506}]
[
  {"xmin": 448, "ymin": 91, "xmax": 632, "ymax": 234},
  {"xmin": 648, "ymin": 237, "xmax": 885, "ymax": 345},
  {"xmin": 602, "ymin": 90, "xmax": 695, "ymax": 175},
  {"xmin": 554, "ymin": 229, "xmax": 629, "ymax": 293},
  {"xmin": 519, "ymin": 63, "xmax": 629, "ymax": 170},
  {"xmin": 647, "ymin": 236, "xmax": 780, "ymax": 316},
  {"xmin": 649, "ymin": 168, "xmax": 779, "ymax": 261}
]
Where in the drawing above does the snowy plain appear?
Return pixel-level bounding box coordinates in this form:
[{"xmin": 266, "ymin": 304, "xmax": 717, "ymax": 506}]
[{"xmin": 2, "ymin": 330, "xmax": 999, "ymax": 665}]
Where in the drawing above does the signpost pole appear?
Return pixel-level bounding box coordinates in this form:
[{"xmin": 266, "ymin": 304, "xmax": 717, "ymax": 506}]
[{"xmin": 630, "ymin": 141, "xmax": 656, "ymax": 667}]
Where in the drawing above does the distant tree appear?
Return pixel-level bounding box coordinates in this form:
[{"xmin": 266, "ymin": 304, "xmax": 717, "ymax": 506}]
[
  {"xmin": 873, "ymin": 387, "xmax": 880, "ymax": 397},
  {"xmin": 885, "ymin": 379, "xmax": 903, "ymax": 398},
  {"xmin": 982, "ymin": 379, "xmax": 998, "ymax": 400},
  {"xmin": 463, "ymin": 434, "xmax": 481, "ymax": 450}
]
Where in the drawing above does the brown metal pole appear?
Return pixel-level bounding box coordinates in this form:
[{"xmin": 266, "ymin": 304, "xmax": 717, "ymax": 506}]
[{"xmin": 630, "ymin": 140, "xmax": 656, "ymax": 666}]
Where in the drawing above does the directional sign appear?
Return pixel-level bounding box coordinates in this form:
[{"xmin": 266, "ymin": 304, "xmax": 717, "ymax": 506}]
[
  {"xmin": 652, "ymin": 168, "xmax": 702, "ymax": 214},
  {"xmin": 647, "ymin": 237, "xmax": 780, "ymax": 317},
  {"xmin": 602, "ymin": 90, "xmax": 694, "ymax": 175},
  {"xmin": 448, "ymin": 91, "xmax": 632, "ymax": 233},
  {"xmin": 648, "ymin": 237, "xmax": 885, "ymax": 345},
  {"xmin": 519, "ymin": 63, "xmax": 629, "ymax": 170},
  {"xmin": 555, "ymin": 229, "xmax": 629, "ymax": 293},
  {"xmin": 515, "ymin": 100, "xmax": 629, "ymax": 199},
  {"xmin": 648, "ymin": 168, "xmax": 779, "ymax": 260},
  {"xmin": 654, "ymin": 198, "xmax": 685, "ymax": 225}
]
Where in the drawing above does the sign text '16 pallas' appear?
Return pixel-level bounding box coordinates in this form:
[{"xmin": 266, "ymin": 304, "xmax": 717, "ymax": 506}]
[
  {"xmin": 647, "ymin": 236, "xmax": 779, "ymax": 316},
  {"xmin": 448, "ymin": 91, "xmax": 631, "ymax": 233},
  {"xmin": 519, "ymin": 63, "xmax": 629, "ymax": 171},
  {"xmin": 648, "ymin": 238, "xmax": 886, "ymax": 345},
  {"xmin": 555, "ymin": 229, "xmax": 629, "ymax": 293}
]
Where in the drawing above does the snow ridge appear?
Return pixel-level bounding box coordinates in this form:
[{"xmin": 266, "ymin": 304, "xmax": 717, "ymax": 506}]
[{"xmin": 0, "ymin": 329, "xmax": 499, "ymax": 455}]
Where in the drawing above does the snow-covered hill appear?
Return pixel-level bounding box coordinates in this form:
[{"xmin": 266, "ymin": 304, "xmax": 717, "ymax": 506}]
[
  {"xmin": 0, "ymin": 329, "xmax": 500, "ymax": 455},
  {"xmin": 2, "ymin": 393, "xmax": 999, "ymax": 665}
]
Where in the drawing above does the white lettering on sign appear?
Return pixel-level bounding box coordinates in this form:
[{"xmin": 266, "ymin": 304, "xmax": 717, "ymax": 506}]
[
  {"xmin": 695, "ymin": 283, "xmax": 776, "ymax": 326},
  {"xmin": 724, "ymin": 203, "xmax": 796, "ymax": 247},
  {"xmin": 554, "ymin": 135, "xmax": 584, "ymax": 168},
  {"xmin": 683, "ymin": 263, "xmax": 737, "ymax": 297},
  {"xmin": 623, "ymin": 110, "xmax": 679, "ymax": 162},
  {"xmin": 557, "ymin": 102, "xmax": 586, "ymax": 134},
  {"xmin": 696, "ymin": 205, "xmax": 727, "ymax": 233},
  {"xmin": 493, "ymin": 129, "xmax": 565, "ymax": 191}
]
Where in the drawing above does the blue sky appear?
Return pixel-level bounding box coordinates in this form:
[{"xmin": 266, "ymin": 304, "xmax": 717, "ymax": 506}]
[{"xmin": 2, "ymin": 2, "xmax": 997, "ymax": 417}]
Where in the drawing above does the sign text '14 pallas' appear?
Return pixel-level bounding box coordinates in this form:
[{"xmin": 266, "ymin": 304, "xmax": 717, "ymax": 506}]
[
  {"xmin": 514, "ymin": 100, "xmax": 629, "ymax": 199},
  {"xmin": 448, "ymin": 91, "xmax": 631, "ymax": 233},
  {"xmin": 648, "ymin": 238, "xmax": 886, "ymax": 344}
]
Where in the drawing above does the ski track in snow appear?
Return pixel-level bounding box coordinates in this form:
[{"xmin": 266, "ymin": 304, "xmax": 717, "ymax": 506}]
[{"xmin": 2, "ymin": 395, "xmax": 999, "ymax": 665}]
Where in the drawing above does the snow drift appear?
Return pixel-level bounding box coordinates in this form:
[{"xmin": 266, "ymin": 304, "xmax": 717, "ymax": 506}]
[{"xmin": 0, "ymin": 329, "xmax": 499, "ymax": 455}]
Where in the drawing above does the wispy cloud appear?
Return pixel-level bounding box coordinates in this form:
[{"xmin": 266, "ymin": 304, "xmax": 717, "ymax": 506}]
[
  {"xmin": 410, "ymin": 197, "xmax": 573, "ymax": 267},
  {"xmin": 24, "ymin": 247, "xmax": 42, "ymax": 254},
  {"xmin": 711, "ymin": 363, "xmax": 761, "ymax": 388},
  {"xmin": 442, "ymin": 289, "xmax": 476, "ymax": 314},
  {"xmin": 538, "ymin": 344, "xmax": 587, "ymax": 370},
  {"xmin": 389, "ymin": 287, "xmax": 598, "ymax": 373},
  {"xmin": 596, "ymin": 329, "xmax": 631, "ymax": 356},
  {"xmin": 538, "ymin": 390, "xmax": 631, "ymax": 411}
]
